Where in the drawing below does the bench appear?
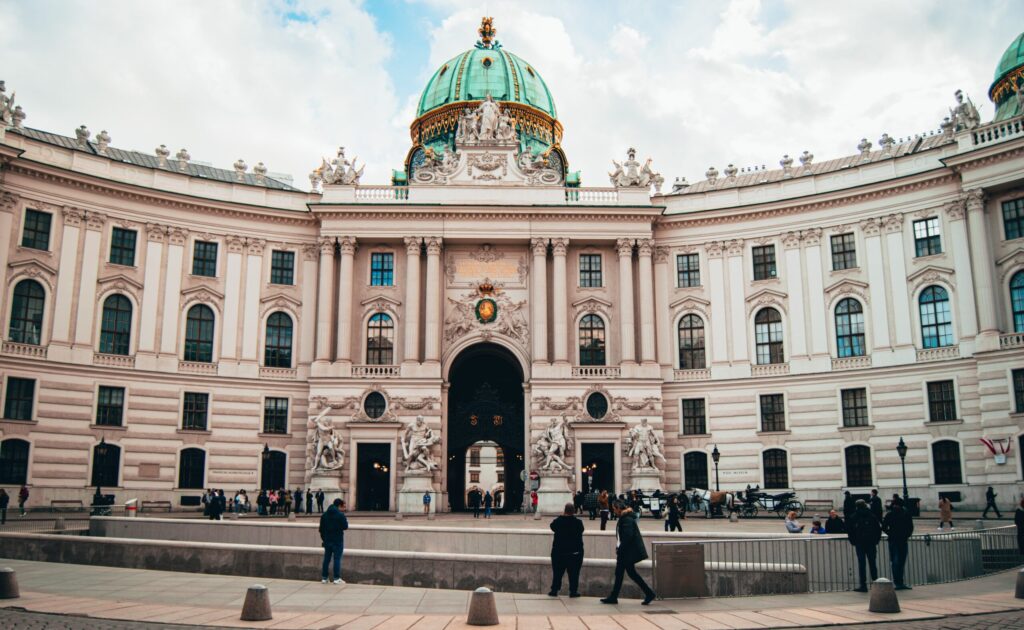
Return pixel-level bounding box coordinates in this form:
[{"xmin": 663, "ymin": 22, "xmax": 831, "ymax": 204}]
[
  {"xmin": 49, "ymin": 500, "xmax": 85, "ymax": 512},
  {"xmin": 140, "ymin": 500, "xmax": 173, "ymax": 513},
  {"xmin": 803, "ymin": 499, "xmax": 834, "ymax": 515}
]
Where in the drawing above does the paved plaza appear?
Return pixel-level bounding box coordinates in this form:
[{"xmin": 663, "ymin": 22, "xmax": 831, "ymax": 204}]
[{"xmin": 0, "ymin": 558, "xmax": 1022, "ymax": 629}]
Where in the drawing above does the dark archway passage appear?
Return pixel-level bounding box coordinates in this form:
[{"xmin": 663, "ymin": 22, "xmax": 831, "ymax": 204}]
[{"xmin": 447, "ymin": 343, "xmax": 525, "ymax": 512}]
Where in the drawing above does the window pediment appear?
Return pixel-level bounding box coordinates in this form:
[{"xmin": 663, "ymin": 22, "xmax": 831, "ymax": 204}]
[
  {"xmin": 180, "ymin": 285, "xmax": 224, "ymax": 302},
  {"xmin": 670, "ymin": 295, "xmax": 710, "ymax": 319},
  {"xmin": 907, "ymin": 264, "xmax": 955, "ymax": 294},
  {"xmin": 746, "ymin": 288, "xmax": 788, "ymax": 314},
  {"xmin": 98, "ymin": 273, "xmax": 144, "ymax": 292},
  {"xmin": 572, "ymin": 296, "xmax": 612, "ymax": 318},
  {"xmin": 824, "ymin": 278, "xmax": 869, "ymax": 304},
  {"xmin": 8, "ymin": 258, "xmax": 58, "ymax": 279},
  {"xmin": 996, "ymin": 247, "xmax": 1024, "ymax": 282}
]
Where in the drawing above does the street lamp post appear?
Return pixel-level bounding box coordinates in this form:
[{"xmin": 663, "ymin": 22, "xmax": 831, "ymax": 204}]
[
  {"xmin": 711, "ymin": 445, "xmax": 721, "ymax": 492},
  {"xmin": 896, "ymin": 437, "xmax": 909, "ymax": 505}
]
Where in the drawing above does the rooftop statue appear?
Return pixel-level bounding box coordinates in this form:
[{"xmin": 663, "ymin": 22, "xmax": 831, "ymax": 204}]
[
  {"xmin": 319, "ymin": 146, "xmax": 364, "ymax": 186},
  {"xmin": 0, "ymin": 81, "xmax": 15, "ymax": 126},
  {"xmin": 951, "ymin": 89, "xmax": 981, "ymax": 131},
  {"xmin": 456, "ymin": 95, "xmax": 517, "ymax": 146},
  {"xmin": 610, "ymin": 148, "xmax": 664, "ymax": 192}
]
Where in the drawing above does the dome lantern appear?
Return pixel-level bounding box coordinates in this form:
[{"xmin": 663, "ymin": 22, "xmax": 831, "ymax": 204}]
[{"xmin": 989, "ymin": 31, "xmax": 1024, "ymax": 122}]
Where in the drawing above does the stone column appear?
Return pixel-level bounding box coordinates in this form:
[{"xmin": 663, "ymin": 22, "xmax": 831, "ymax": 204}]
[
  {"xmin": 653, "ymin": 246, "xmax": 672, "ymax": 366},
  {"xmin": 882, "ymin": 215, "xmax": 913, "ymax": 347},
  {"xmin": 706, "ymin": 242, "xmax": 728, "ymax": 365},
  {"xmin": 137, "ymin": 223, "xmax": 165, "ymax": 354},
  {"xmin": 220, "ymin": 236, "xmax": 245, "ymax": 361},
  {"xmin": 725, "ymin": 239, "xmax": 747, "ymax": 363},
  {"xmin": 964, "ymin": 189, "xmax": 998, "ymax": 337},
  {"xmin": 861, "ymin": 219, "xmax": 892, "ymax": 351},
  {"xmin": 946, "ymin": 199, "xmax": 979, "ymax": 340},
  {"xmin": 403, "ymin": 237, "xmax": 422, "ymax": 365},
  {"xmin": 241, "ymin": 239, "xmax": 265, "ymax": 362},
  {"xmin": 617, "ymin": 238, "xmax": 636, "ymax": 364},
  {"xmin": 531, "ymin": 238, "xmax": 549, "ymax": 363},
  {"xmin": 551, "ymin": 238, "xmax": 569, "ymax": 364},
  {"xmin": 424, "ymin": 236, "xmax": 443, "ymax": 363},
  {"xmin": 315, "ymin": 237, "xmax": 335, "ymax": 362},
  {"xmin": 782, "ymin": 231, "xmax": 808, "ymax": 358},
  {"xmin": 803, "ymin": 229, "xmax": 829, "ymax": 359},
  {"xmin": 0, "ymin": 194, "xmax": 16, "ymax": 321},
  {"xmin": 299, "ymin": 244, "xmax": 319, "ymax": 364},
  {"xmin": 637, "ymin": 238, "xmax": 656, "ymax": 364},
  {"xmin": 159, "ymin": 227, "xmax": 188, "ymax": 355},
  {"xmin": 73, "ymin": 212, "xmax": 105, "ymax": 349},
  {"xmin": 52, "ymin": 207, "xmax": 83, "ymax": 345},
  {"xmin": 335, "ymin": 236, "xmax": 357, "ymax": 362}
]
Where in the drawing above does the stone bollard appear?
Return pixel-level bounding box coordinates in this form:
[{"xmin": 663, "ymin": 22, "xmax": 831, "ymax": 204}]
[
  {"xmin": 53, "ymin": 517, "xmax": 65, "ymax": 531},
  {"xmin": 0, "ymin": 568, "xmax": 20, "ymax": 599},
  {"xmin": 395, "ymin": 512, "xmax": 404, "ymax": 521},
  {"xmin": 1015, "ymin": 568, "xmax": 1024, "ymax": 599},
  {"xmin": 240, "ymin": 584, "xmax": 272, "ymax": 621},
  {"xmin": 975, "ymin": 519, "xmax": 985, "ymax": 530},
  {"xmin": 868, "ymin": 578, "xmax": 900, "ymax": 613},
  {"xmin": 728, "ymin": 511, "xmax": 738, "ymax": 523},
  {"xmin": 288, "ymin": 512, "xmax": 296, "ymax": 522},
  {"xmin": 533, "ymin": 510, "xmax": 541, "ymax": 520},
  {"xmin": 467, "ymin": 587, "xmax": 499, "ymax": 626},
  {"xmin": 427, "ymin": 512, "xmax": 435, "ymax": 521}
]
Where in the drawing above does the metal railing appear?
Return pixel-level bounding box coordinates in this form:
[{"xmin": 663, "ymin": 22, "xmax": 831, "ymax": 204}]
[
  {"xmin": 0, "ymin": 504, "xmax": 128, "ymax": 533},
  {"xmin": 653, "ymin": 525, "xmax": 1021, "ymax": 595}
]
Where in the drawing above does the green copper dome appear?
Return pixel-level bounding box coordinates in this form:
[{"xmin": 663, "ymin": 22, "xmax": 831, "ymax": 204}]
[
  {"xmin": 417, "ymin": 47, "xmax": 557, "ymax": 119},
  {"xmin": 990, "ymin": 31, "xmax": 1024, "ymax": 121}
]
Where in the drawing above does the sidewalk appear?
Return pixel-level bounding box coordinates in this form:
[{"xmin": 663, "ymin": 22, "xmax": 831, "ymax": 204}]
[{"xmin": 1, "ymin": 558, "xmax": 1022, "ymax": 629}]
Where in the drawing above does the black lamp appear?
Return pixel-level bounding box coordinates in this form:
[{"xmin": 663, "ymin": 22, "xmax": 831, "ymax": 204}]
[
  {"xmin": 96, "ymin": 437, "xmax": 108, "ymax": 458},
  {"xmin": 262, "ymin": 443, "xmax": 271, "ymax": 461},
  {"xmin": 896, "ymin": 437, "xmax": 909, "ymax": 505},
  {"xmin": 711, "ymin": 445, "xmax": 721, "ymax": 492}
]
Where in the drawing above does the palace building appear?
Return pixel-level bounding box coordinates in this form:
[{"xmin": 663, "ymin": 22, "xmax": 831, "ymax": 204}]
[{"xmin": 0, "ymin": 21, "xmax": 1023, "ymax": 512}]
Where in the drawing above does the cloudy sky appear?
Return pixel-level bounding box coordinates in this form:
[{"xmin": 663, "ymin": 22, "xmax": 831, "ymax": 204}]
[{"xmin": 1, "ymin": 0, "xmax": 1021, "ymax": 189}]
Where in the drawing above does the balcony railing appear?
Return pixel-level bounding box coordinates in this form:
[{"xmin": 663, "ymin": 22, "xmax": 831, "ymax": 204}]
[
  {"xmin": 999, "ymin": 332, "xmax": 1024, "ymax": 349},
  {"xmin": 673, "ymin": 368, "xmax": 711, "ymax": 381},
  {"xmin": 831, "ymin": 356, "xmax": 872, "ymax": 371},
  {"xmin": 1, "ymin": 341, "xmax": 46, "ymax": 358},
  {"xmin": 259, "ymin": 366, "xmax": 297, "ymax": 380},
  {"xmin": 916, "ymin": 346, "xmax": 960, "ymax": 362},
  {"xmin": 571, "ymin": 366, "xmax": 621, "ymax": 379},
  {"xmin": 354, "ymin": 186, "xmax": 409, "ymax": 202},
  {"xmin": 972, "ymin": 116, "xmax": 1024, "ymax": 146},
  {"xmin": 179, "ymin": 360, "xmax": 217, "ymax": 374},
  {"xmin": 94, "ymin": 353, "xmax": 135, "ymax": 368},
  {"xmin": 352, "ymin": 364, "xmax": 401, "ymax": 378},
  {"xmin": 751, "ymin": 363, "xmax": 790, "ymax": 377},
  {"xmin": 565, "ymin": 187, "xmax": 619, "ymax": 204}
]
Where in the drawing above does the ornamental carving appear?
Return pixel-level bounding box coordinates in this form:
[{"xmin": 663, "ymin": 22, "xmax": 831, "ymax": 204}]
[
  {"xmin": 944, "ymin": 200, "xmax": 965, "ymax": 221},
  {"xmin": 782, "ymin": 231, "xmax": 801, "ymax": 249},
  {"xmin": 470, "ymin": 244, "xmax": 504, "ymax": 263},
  {"xmin": 882, "ymin": 213, "xmax": 905, "ymax": 234},
  {"xmin": 319, "ymin": 237, "xmax": 336, "ymax": 255},
  {"xmin": 443, "ymin": 285, "xmax": 528, "ymax": 347},
  {"xmin": 530, "ymin": 237, "xmax": 548, "ymax": 257},
  {"xmin": 466, "ymin": 151, "xmax": 508, "ymax": 180},
  {"xmin": 637, "ymin": 238, "xmax": 655, "ymax": 257},
  {"xmin": 411, "ymin": 147, "xmax": 460, "ymax": 184},
  {"xmin": 802, "ymin": 228, "xmax": 822, "ymax": 246},
  {"xmin": 404, "ymin": 237, "xmax": 422, "ymax": 255},
  {"xmin": 908, "ymin": 265, "xmax": 955, "ymax": 295},
  {"xmin": 301, "ymin": 243, "xmax": 319, "ymax": 261},
  {"xmin": 226, "ymin": 236, "xmax": 245, "ymax": 254},
  {"xmin": 535, "ymin": 396, "xmax": 582, "ymax": 412},
  {"xmin": 824, "ymin": 279, "xmax": 870, "ymax": 306},
  {"xmin": 390, "ymin": 396, "xmax": 440, "ymax": 411},
  {"xmin": 167, "ymin": 227, "xmax": 189, "ymax": 246},
  {"xmin": 670, "ymin": 295, "xmax": 711, "ymax": 320},
  {"xmin": 572, "ymin": 296, "xmax": 613, "ymax": 321},
  {"xmin": 551, "ymin": 238, "xmax": 569, "ymax": 256},
  {"xmin": 724, "ymin": 239, "xmax": 744, "ymax": 256},
  {"xmin": 455, "ymin": 95, "xmax": 518, "ymax": 147},
  {"xmin": 962, "ymin": 188, "xmax": 986, "ymax": 213},
  {"xmin": 62, "ymin": 207, "xmax": 84, "ymax": 227},
  {"xmin": 704, "ymin": 241, "xmax": 724, "ymax": 258},
  {"xmin": 350, "ymin": 384, "xmax": 398, "ymax": 423},
  {"xmin": 425, "ymin": 236, "xmax": 443, "ymax": 256},
  {"xmin": 745, "ymin": 287, "xmax": 788, "ymax": 315},
  {"xmin": 613, "ymin": 396, "xmax": 660, "ymax": 412},
  {"xmin": 0, "ymin": 192, "xmax": 18, "ymax": 212},
  {"xmin": 247, "ymin": 238, "xmax": 266, "ymax": 256},
  {"xmin": 654, "ymin": 246, "xmax": 671, "ymax": 264},
  {"xmin": 339, "ymin": 236, "xmax": 357, "ymax": 255},
  {"xmin": 574, "ymin": 384, "xmax": 621, "ymax": 423},
  {"xmin": 616, "ymin": 238, "xmax": 634, "ymax": 257},
  {"xmin": 609, "ymin": 147, "xmax": 664, "ymax": 193},
  {"xmin": 860, "ymin": 218, "xmax": 881, "ymax": 236}
]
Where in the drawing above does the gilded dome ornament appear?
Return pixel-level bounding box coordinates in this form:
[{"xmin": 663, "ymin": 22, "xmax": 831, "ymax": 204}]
[{"xmin": 477, "ymin": 16, "xmax": 497, "ymax": 49}]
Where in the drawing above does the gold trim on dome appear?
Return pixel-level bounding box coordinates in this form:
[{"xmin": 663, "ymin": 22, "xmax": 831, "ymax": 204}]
[
  {"xmin": 410, "ymin": 100, "xmax": 563, "ymax": 146},
  {"xmin": 500, "ymin": 50, "xmax": 520, "ymax": 102},
  {"xmin": 453, "ymin": 51, "xmax": 471, "ymax": 101},
  {"xmin": 990, "ymin": 65, "xmax": 1024, "ymax": 102}
]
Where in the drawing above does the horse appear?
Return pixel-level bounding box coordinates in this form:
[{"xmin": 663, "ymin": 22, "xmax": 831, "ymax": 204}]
[{"xmin": 690, "ymin": 488, "xmax": 735, "ymax": 518}]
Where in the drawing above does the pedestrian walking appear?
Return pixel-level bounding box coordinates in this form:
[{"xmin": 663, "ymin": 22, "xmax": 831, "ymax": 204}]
[
  {"xmin": 824, "ymin": 509, "xmax": 846, "ymax": 534},
  {"xmin": 868, "ymin": 489, "xmax": 883, "ymax": 522},
  {"xmin": 306, "ymin": 489, "xmax": 313, "ymax": 514},
  {"xmin": 573, "ymin": 491, "xmax": 583, "ymax": 515},
  {"xmin": 1015, "ymin": 498, "xmax": 1024, "ymax": 555},
  {"xmin": 982, "ymin": 486, "xmax": 1002, "ymax": 519},
  {"xmin": 294, "ymin": 487, "xmax": 304, "ymax": 514},
  {"xmin": 548, "ymin": 502, "xmax": 584, "ymax": 598},
  {"xmin": 848, "ymin": 499, "xmax": 882, "ymax": 592},
  {"xmin": 583, "ymin": 490, "xmax": 598, "ymax": 520},
  {"xmin": 469, "ymin": 489, "xmax": 481, "ymax": 518},
  {"xmin": 600, "ymin": 500, "xmax": 656, "ymax": 605},
  {"xmin": 938, "ymin": 495, "xmax": 954, "ymax": 530},
  {"xmin": 882, "ymin": 497, "xmax": 914, "ymax": 590},
  {"xmin": 316, "ymin": 489, "xmax": 325, "ymax": 513},
  {"xmin": 484, "ymin": 491, "xmax": 493, "ymax": 518},
  {"xmin": 318, "ymin": 498, "xmax": 349, "ymax": 584},
  {"xmin": 0, "ymin": 489, "xmax": 8, "ymax": 524},
  {"xmin": 665, "ymin": 495, "xmax": 682, "ymax": 532},
  {"xmin": 598, "ymin": 490, "xmax": 611, "ymax": 531}
]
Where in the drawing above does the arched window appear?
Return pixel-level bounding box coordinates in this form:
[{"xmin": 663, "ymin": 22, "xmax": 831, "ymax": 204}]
[
  {"xmin": 1011, "ymin": 271, "xmax": 1024, "ymax": 333},
  {"xmin": 366, "ymin": 313, "xmax": 394, "ymax": 365},
  {"xmin": 762, "ymin": 449, "xmax": 789, "ymax": 489},
  {"xmin": 579, "ymin": 314, "xmax": 606, "ymax": 366},
  {"xmin": 835, "ymin": 298, "xmax": 866, "ymax": 358},
  {"xmin": 264, "ymin": 312, "xmax": 293, "ymax": 368},
  {"xmin": 261, "ymin": 450, "xmax": 287, "ymax": 490},
  {"xmin": 754, "ymin": 308, "xmax": 784, "ymax": 365},
  {"xmin": 932, "ymin": 440, "xmax": 963, "ymax": 485},
  {"xmin": 8, "ymin": 279, "xmax": 44, "ymax": 345},
  {"xmin": 178, "ymin": 447, "xmax": 206, "ymax": 489},
  {"xmin": 919, "ymin": 286, "xmax": 953, "ymax": 348},
  {"xmin": 90, "ymin": 442, "xmax": 121, "ymax": 487},
  {"xmin": 184, "ymin": 305, "xmax": 215, "ymax": 362},
  {"xmin": 844, "ymin": 445, "xmax": 873, "ymax": 487},
  {"xmin": 99, "ymin": 294, "xmax": 132, "ymax": 355},
  {"xmin": 678, "ymin": 314, "xmax": 706, "ymax": 369},
  {"xmin": 683, "ymin": 451, "xmax": 708, "ymax": 490},
  {"xmin": 0, "ymin": 438, "xmax": 30, "ymax": 484}
]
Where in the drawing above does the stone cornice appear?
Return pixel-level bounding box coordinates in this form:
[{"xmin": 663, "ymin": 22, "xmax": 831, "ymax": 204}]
[{"xmin": 313, "ymin": 205, "xmax": 663, "ymax": 223}]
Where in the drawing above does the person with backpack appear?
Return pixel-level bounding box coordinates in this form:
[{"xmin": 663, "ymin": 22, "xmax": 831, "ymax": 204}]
[
  {"xmin": 318, "ymin": 498, "xmax": 349, "ymax": 584},
  {"xmin": 882, "ymin": 496, "xmax": 914, "ymax": 590},
  {"xmin": 548, "ymin": 502, "xmax": 584, "ymax": 598},
  {"xmin": 848, "ymin": 499, "xmax": 882, "ymax": 592}
]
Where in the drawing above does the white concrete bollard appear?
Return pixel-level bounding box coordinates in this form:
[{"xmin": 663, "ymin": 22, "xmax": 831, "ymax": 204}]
[
  {"xmin": 467, "ymin": 587, "xmax": 499, "ymax": 626},
  {"xmin": 868, "ymin": 578, "xmax": 900, "ymax": 613},
  {"xmin": 0, "ymin": 568, "xmax": 20, "ymax": 599},
  {"xmin": 974, "ymin": 519, "xmax": 985, "ymax": 530},
  {"xmin": 240, "ymin": 584, "xmax": 272, "ymax": 621},
  {"xmin": 728, "ymin": 511, "xmax": 739, "ymax": 523},
  {"xmin": 53, "ymin": 517, "xmax": 65, "ymax": 531},
  {"xmin": 1015, "ymin": 568, "xmax": 1024, "ymax": 599},
  {"xmin": 394, "ymin": 512, "xmax": 404, "ymax": 521},
  {"xmin": 288, "ymin": 512, "xmax": 296, "ymax": 522}
]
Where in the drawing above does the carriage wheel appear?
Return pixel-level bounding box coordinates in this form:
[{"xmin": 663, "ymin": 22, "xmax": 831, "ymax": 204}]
[
  {"xmin": 744, "ymin": 504, "xmax": 758, "ymax": 518},
  {"xmin": 791, "ymin": 501, "xmax": 804, "ymax": 518}
]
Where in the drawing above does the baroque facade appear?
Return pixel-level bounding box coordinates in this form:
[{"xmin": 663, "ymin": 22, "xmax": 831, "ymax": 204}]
[{"xmin": 1, "ymin": 22, "xmax": 1023, "ymax": 511}]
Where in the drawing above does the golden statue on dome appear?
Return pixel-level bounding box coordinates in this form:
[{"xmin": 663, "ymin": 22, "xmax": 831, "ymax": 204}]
[{"xmin": 478, "ymin": 16, "xmax": 496, "ymax": 48}]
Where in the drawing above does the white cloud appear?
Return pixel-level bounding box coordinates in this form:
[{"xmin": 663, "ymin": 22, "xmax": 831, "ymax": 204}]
[{"xmin": 2, "ymin": 0, "xmax": 1021, "ymax": 189}]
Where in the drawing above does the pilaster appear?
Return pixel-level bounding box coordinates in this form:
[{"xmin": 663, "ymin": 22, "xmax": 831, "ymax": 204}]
[
  {"xmin": 403, "ymin": 237, "xmax": 422, "ymax": 365},
  {"xmin": 220, "ymin": 235, "xmax": 245, "ymax": 361},
  {"xmin": 551, "ymin": 237, "xmax": 569, "ymax": 364},
  {"xmin": 335, "ymin": 236, "xmax": 357, "ymax": 363},
  {"xmin": 531, "ymin": 237, "xmax": 549, "ymax": 364},
  {"xmin": 616, "ymin": 237, "xmax": 636, "ymax": 364},
  {"xmin": 315, "ymin": 237, "xmax": 335, "ymax": 362},
  {"xmin": 71, "ymin": 211, "xmax": 105, "ymax": 360},
  {"xmin": 637, "ymin": 238, "xmax": 656, "ymax": 364},
  {"xmin": 964, "ymin": 189, "xmax": 999, "ymax": 349},
  {"xmin": 653, "ymin": 246, "xmax": 672, "ymax": 366},
  {"xmin": 424, "ymin": 236, "xmax": 443, "ymax": 363},
  {"xmin": 51, "ymin": 207, "xmax": 83, "ymax": 346}
]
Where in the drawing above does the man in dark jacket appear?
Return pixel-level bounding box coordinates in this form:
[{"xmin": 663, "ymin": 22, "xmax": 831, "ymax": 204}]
[
  {"xmin": 583, "ymin": 490, "xmax": 599, "ymax": 520},
  {"xmin": 842, "ymin": 491, "xmax": 855, "ymax": 521},
  {"xmin": 982, "ymin": 486, "xmax": 1002, "ymax": 519},
  {"xmin": 548, "ymin": 502, "xmax": 585, "ymax": 597},
  {"xmin": 469, "ymin": 489, "xmax": 481, "ymax": 518},
  {"xmin": 848, "ymin": 499, "xmax": 882, "ymax": 592},
  {"xmin": 601, "ymin": 501, "xmax": 656, "ymax": 605},
  {"xmin": 319, "ymin": 498, "xmax": 349, "ymax": 584},
  {"xmin": 316, "ymin": 489, "xmax": 325, "ymax": 513},
  {"xmin": 824, "ymin": 509, "xmax": 846, "ymax": 534},
  {"xmin": 882, "ymin": 497, "xmax": 914, "ymax": 590},
  {"xmin": 306, "ymin": 489, "xmax": 314, "ymax": 514},
  {"xmin": 868, "ymin": 490, "xmax": 883, "ymax": 521},
  {"xmin": 294, "ymin": 488, "xmax": 304, "ymax": 514}
]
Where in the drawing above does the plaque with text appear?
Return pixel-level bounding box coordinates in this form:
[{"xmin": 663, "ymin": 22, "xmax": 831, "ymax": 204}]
[{"xmin": 445, "ymin": 245, "xmax": 527, "ymax": 288}]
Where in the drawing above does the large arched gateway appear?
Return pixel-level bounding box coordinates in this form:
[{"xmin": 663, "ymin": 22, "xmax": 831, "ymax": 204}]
[{"xmin": 445, "ymin": 343, "xmax": 525, "ymax": 512}]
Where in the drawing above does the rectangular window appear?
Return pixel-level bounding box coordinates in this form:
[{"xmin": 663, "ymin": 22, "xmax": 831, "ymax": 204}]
[
  {"xmin": 1012, "ymin": 369, "xmax": 1024, "ymax": 414},
  {"xmin": 913, "ymin": 217, "xmax": 942, "ymax": 257},
  {"xmin": 841, "ymin": 388, "xmax": 869, "ymax": 427},
  {"xmin": 927, "ymin": 380, "xmax": 957, "ymax": 422},
  {"xmin": 469, "ymin": 449, "xmax": 480, "ymax": 467},
  {"xmin": 182, "ymin": 392, "xmax": 209, "ymax": 431},
  {"xmin": 676, "ymin": 253, "xmax": 700, "ymax": 287},
  {"xmin": 3, "ymin": 377, "xmax": 35, "ymax": 421},
  {"xmin": 370, "ymin": 252, "xmax": 394, "ymax": 286},
  {"xmin": 680, "ymin": 398, "xmax": 706, "ymax": 435},
  {"xmin": 470, "ymin": 472, "xmax": 480, "ymax": 483},
  {"xmin": 752, "ymin": 245, "xmax": 777, "ymax": 280},
  {"xmin": 270, "ymin": 250, "xmax": 295, "ymax": 285},
  {"xmin": 96, "ymin": 386, "xmax": 125, "ymax": 427},
  {"xmin": 191, "ymin": 241, "xmax": 218, "ymax": 277},
  {"xmin": 1003, "ymin": 198, "xmax": 1024, "ymax": 240},
  {"xmin": 109, "ymin": 227, "xmax": 137, "ymax": 266},
  {"xmin": 21, "ymin": 209, "xmax": 52, "ymax": 251},
  {"xmin": 262, "ymin": 397, "xmax": 289, "ymax": 434},
  {"xmin": 759, "ymin": 394, "xmax": 786, "ymax": 432},
  {"xmin": 497, "ymin": 472, "xmax": 505, "ymax": 483},
  {"xmin": 830, "ymin": 233, "xmax": 857, "ymax": 270},
  {"xmin": 579, "ymin": 254, "xmax": 602, "ymax": 287}
]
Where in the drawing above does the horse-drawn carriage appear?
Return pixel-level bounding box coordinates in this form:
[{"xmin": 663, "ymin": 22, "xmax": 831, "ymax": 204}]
[{"xmin": 687, "ymin": 485, "xmax": 804, "ymax": 518}]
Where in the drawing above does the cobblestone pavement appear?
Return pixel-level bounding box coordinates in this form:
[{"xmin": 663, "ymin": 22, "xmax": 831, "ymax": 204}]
[{"xmin": 804, "ymin": 610, "xmax": 1024, "ymax": 629}]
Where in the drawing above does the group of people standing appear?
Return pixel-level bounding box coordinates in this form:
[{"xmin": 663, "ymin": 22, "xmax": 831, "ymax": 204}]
[
  {"xmin": 0, "ymin": 486, "xmax": 29, "ymax": 523},
  {"xmin": 202, "ymin": 487, "xmax": 327, "ymax": 520},
  {"xmin": 466, "ymin": 488, "xmax": 494, "ymax": 518}
]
